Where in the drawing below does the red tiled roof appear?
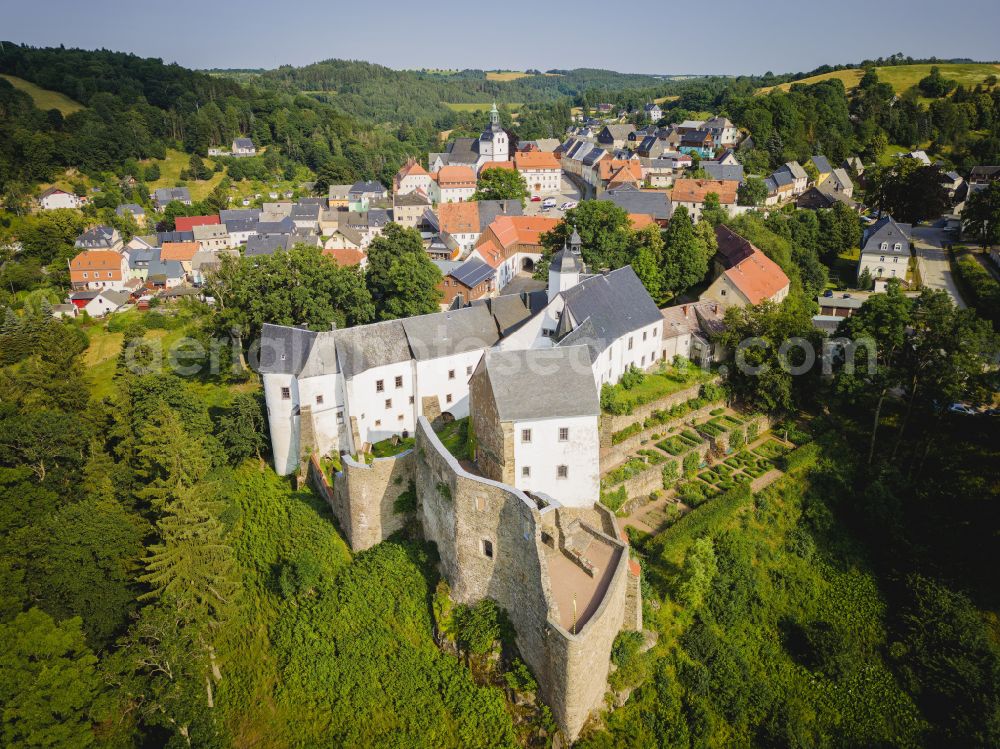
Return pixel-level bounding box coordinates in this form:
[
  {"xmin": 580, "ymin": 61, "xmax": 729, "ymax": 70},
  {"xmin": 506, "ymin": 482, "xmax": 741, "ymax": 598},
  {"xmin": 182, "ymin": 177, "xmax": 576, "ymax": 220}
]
[
  {"xmin": 160, "ymin": 242, "xmax": 200, "ymax": 261},
  {"xmin": 514, "ymin": 151, "xmax": 560, "ymax": 171},
  {"xmin": 438, "ymin": 201, "xmax": 480, "ymax": 235},
  {"xmin": 671, "ymin": 179, "xmax": 737, "ymax": 205},
  {"xmin": 724, "ymin": 249, "xmax": 790, "ymax": 304},
  {"xmin": 323, "ymin": 247, "xmax": 366, "ymax": 266},
  {"xmin": 479, "ymin": 161, "xmax": 515, "ymax": 173},
  {"xmin": 175, "ymin": 215, "xmax": 221, "ymax": 232},
  {"xmin": 629, "ymin": 213, "xmax": 656, "ymax": 230},
  {"xmin": 598, "ymin": 159, "xmax": 642, "ymax": 182},
  {"xmin": 434, "ymin": 165, "xmax": 477, "ymax": 187},
  {"xmin": 69, "ymin": 250, "xmax": 123, "ymax": 274}
]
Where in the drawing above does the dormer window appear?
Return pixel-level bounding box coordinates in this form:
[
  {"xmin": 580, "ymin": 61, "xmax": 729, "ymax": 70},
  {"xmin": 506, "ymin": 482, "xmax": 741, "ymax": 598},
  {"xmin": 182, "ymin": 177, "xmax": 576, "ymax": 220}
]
[
  {"xmin": 894, "ymin": 243, "xmax": 902, "ymax": 251},
  {"xmin": 880, "ymin": 242, "xmax": 888, "ymax": 251}
]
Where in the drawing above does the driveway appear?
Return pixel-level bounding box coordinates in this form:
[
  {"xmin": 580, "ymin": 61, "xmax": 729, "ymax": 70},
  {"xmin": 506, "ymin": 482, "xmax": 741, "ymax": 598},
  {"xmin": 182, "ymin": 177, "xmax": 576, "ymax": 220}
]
[{"xmin": 912, "ymin": 225, "xmax": 967, "ymax": 308}]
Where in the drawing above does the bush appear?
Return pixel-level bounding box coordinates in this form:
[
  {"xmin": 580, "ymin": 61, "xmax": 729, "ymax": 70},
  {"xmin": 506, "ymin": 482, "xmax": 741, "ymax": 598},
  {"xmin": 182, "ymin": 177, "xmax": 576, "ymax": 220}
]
[
  {"xmin": 683, "ymin": 450, "xmax": 701, "ymax": 476},
  {"xmin": 710, "ymin": 407, "xmax": 725, "ymax": 416},
  {"xmin": 729, "ymin": 427, "xmax": 745, "ymax": 449},
  {"xmin": 662, "ymin": 460, "xmax": 679, "ymax": 486},
  {"xmin": 601, "ymin": 486, "xmax": 628, "ymax": 512},
  {"xmin": 620, "ymin": 364, "xmax": 646, "ymax": 390},
  {"xmin": 611, "ymin": 422, "xmax": 643, "ymax": 444},
  {"xmin": 453, "ymin": 598, "xmax": 511, "ymax": 656},
  {"xmin": 678, "ymin": 480, "xmax": 707, "ymax": 506},
  {"xmin": 954, "ymin": 254, "xmax": 1000, "ymax": 326}
]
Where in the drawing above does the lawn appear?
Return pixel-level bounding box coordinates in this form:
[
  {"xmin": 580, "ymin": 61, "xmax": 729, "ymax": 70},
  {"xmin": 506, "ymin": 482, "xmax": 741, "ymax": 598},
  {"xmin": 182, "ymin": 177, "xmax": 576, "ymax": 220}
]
[
  {"xmin": 141, "ymin": 148, "xmax": 226, "ymax": 202},
  {"xmin": 1, "ymin": 74, "xmax": 84, "ymax": 115},
  {"xmin": 759, "ymin": 63, "xmax": 1000, "ymax": 96},
  {"xmin": 435, "ymin": 417, "xmax": 470, "ymax": 461},
  {"xmin": 370, "ymin": 435, "xmax": 415, "ymax": 458}
]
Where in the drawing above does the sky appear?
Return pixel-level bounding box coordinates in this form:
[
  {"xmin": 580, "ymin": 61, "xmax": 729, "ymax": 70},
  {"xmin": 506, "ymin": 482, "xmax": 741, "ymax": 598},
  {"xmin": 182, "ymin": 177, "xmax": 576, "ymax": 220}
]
[{"xmin": 4, "ymin": 0, "xmax": 999, "ymax": 75}]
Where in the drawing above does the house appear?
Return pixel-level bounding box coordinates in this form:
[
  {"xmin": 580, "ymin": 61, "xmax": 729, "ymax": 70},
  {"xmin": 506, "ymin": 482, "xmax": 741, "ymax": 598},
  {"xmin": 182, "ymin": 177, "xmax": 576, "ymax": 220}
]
[
  {"xmin": 323, "ymin": 246, "xmax": 367, "ymax": 269},
  {"xmin": 160, "ymin": 241, "xmax": 200, "ymax": 277},
  {"xmin": 189, "ymin": 223, "xmax": 229, "ymax": 251},
  {"xmin": 69, "ymin": 250, "xmax": 129, "ymax": 291},
  {"xmin": 469, "ymin": 346, "xmax": 600, "ymax": 507},
  {"xmin": 328, "ymin": 184, "xmax": 353, "ymax": 208},
  {"xmin": 348, "ymin": 180, "xmax": 389, "ymax": 204},
  {"xmin": 50, "ymin": 303, "xmax": 78, "ymax": 319},
  {"xmin": 597, "ymin": 185, "xmax": 672, "ymax": 224},
  {"xmin": 940, "ymin": 170, "xmax": 964, "ymax": 200},
  {"xmin": 715, "ymin": 149, "xmax": 740, "ymax": 167},
  {"xmin": 700, "ymin": 162, "xmax": 744, "ymax": 183},
  {"xmin": 175, "ymin": 215, "xmax": 221, "ymax": 233},
  {"xmin": 639, "ymin": 153, "xmax": 692, "ymax": 187},
  {"xmin": 156, "ymin": 230, "xmax": 195, "ymax": 245},
  {"xmin": 472, "ymin": 215, "xmax": 559, "ymax": 290},
  {"xmin": 153, "ymin": 187, "xmax": 192, "ymax": 211},
  {"xmin": 437, "ymin": 201, "xmax": 482, "ymax": 257},
  {"xmin": 900, "ymin": 150, "xmax": 931, "ymax": 166},
  {"xmin": 644, "ymin": 102, "xmax": 663, "ymax": 121},
  {"xmin": 858, "ymin": 216, "xmax": 911, "ymax": 283},
  {"xmin": 660, "ymin": 301, "xmax": 726, "ymax": 366},
  {"xmin": 594, "ymin": 159, "xmax": 643, "ymax": 194},
  {"xmin": 597, "ymin": 124, "xmax": 636, "ymax": 151},
  {"xmin": 969, "ymin": 166, "xmax": 1000, "ymax": 192},
  {"xmin": 392, "ymin": 190, "xmax": 432, "ymax": 229},
  {"xmin": 670, "ymin": 179, "xmax": 737, "ymax": 221},
  {"xmin": 191, "ymin": 249, "xmax": 238, "ymax": 285},
  {"xmin": 394, "ymin": 159, "xmax": 433, "ymax": 196},
  {"xmin": 775, "ymin": 161, "xmax": 809, "ymax": 194},
  {"xmin": 290, "ymin": 203, "xmax": 322, "ymax": 231},
  {"xmin": 38, "ymin": 187, "xmax": 82, "ymax": 210},
  {"xmin": 69, "ymin": 291, "xmax": 99, "ymax": 310},
  {"xmin": 232, "ymin": 137, "xmax": 256, "ymax": 157},
  {"xmin": 83, "ymin": 289, "xmax": 131, "ymax": 318},
  {"xmin": 703, "ymin": 117, "xmax": 740, "ymax": 146},
  {"xmin": 796, "ymin": 168, "xmax": 857, "ymax": 210},
  {"xmin": 116, "ymin": 203, "xmax": 146, "ymax": 226},
  {"xmin": 843, "ymin": 156, "xmax": 864, "ymax": 176},
  {"xmin": 431, "ymin": 166, "xmax": 477, "ymax": 204},
  {"xmin": 678, "ymin": 130, "xmax": 716, "ymax": 158},
  {"xmin": 146, "ymin": 248, "xmax": 186, "ymax": 288},
  {"xmin": 438, "ymin": 256, "xmax": 496, "ymax": 306},
  {"xmin": 246, "ymin": 234, "xmax": 293, "ymax": 257},
  {"xmin": 225, "ymin": 218, "xmax": 259, "ymax": 247},
  {"xmin": 810, "ymin": 155, "xmax": 834, "ymax": 184},
  {"xmin": 323, "ymin": 227, "xmax": 365, "ymax": 253},
  {"xmin": 702, "ymin": 226, "xmax": 790, "ymax": 307},
  {"xmin": 514, "ymin": 151, "xmax": 562, "ymax": 197},
  {"xmin": 75, "ymin": 226, "xmax": 122, "ymax": 252}
]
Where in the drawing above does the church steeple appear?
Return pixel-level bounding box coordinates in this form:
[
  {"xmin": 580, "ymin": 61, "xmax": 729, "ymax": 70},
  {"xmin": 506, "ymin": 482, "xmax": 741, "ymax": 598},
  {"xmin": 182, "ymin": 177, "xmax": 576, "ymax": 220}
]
[{"xmin": 489, "ymin": 101, "xmax": 500, "ymax": 128}]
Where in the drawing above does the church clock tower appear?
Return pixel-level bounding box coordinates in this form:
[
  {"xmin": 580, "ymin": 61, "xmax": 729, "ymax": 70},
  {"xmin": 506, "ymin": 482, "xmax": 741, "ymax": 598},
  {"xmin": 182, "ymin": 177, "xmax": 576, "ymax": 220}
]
[{"xmin": 478, "ymin": 102, "xmax": 508, "ymax": 166}]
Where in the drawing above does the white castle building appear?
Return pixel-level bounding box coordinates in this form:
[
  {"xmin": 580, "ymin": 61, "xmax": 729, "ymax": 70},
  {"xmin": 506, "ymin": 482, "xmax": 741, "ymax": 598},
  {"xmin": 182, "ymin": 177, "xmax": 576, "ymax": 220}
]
[
  {"xmin": 428, "ymin": 102, "xmax": 509, "ymax": 173},
  {"xmin": 260, "ymin": 232, "xmax": 663, "ymax": 506}
]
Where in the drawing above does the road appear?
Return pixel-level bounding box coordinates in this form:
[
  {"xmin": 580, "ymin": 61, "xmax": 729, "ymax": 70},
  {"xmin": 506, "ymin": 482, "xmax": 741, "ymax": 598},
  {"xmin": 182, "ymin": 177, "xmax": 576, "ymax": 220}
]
[{"xmin": 911, "ymin": 225, "xmax": 967, "ymax": 308}]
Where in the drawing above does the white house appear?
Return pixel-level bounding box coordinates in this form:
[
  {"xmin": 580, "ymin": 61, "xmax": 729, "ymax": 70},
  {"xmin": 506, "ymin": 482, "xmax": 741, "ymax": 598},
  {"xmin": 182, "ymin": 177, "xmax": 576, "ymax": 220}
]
[
  {"xmin": 83, "ymin": 289, "xmax": 131, "ymax": 318},
  {"xmin": 232, "ymin": 137, "xmax": 257, "ymax": 157},
  {"xmin": 858, "ymin": 216, "xmax": 912, "ymax": 283},
  {"xmin": 431, "ymin": 166, "xmax": 477, "ymax": 204},
  {"xmin": 394, "ymin": 159, "xmax": 434, "ymax": 196},
  {"xmin": 39, "ymin": 187, "xmax": 82, "ymax": 210},
  {"xmin": 472, "ymin": 346, "xmax": 601, "ymax": 508}
]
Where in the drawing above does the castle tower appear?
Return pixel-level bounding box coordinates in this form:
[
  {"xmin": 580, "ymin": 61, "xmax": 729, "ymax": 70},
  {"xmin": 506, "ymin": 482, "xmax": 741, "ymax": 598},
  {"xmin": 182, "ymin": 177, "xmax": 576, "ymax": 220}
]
[{"xmin": 547, "ymin": 227, "xmax": 584, "ymax": 302}]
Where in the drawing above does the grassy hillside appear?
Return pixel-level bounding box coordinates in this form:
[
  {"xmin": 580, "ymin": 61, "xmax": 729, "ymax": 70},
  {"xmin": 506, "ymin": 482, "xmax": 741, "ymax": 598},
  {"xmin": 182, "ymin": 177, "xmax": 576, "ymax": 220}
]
[
  {"xmin": 758, "ymin": 62, "xmax": 1000, "ymax": 94},
  {"xmin": 0, "ymin": 73, "xmax": 83, "ymax": 114},
  {"xmin": 485, "ymin": 71, "xmax": 532, "ymax": 82}
]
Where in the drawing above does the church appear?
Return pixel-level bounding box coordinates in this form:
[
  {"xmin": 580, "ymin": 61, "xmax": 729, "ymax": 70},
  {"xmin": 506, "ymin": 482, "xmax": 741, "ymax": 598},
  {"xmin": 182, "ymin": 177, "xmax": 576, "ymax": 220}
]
[{"xmin": 428, "ymin": 102, "xmax": 509, "ymax": 173}]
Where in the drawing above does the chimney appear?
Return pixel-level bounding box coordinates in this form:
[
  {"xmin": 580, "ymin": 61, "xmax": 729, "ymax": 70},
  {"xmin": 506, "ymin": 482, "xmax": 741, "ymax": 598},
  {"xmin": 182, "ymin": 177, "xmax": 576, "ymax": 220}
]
[
  {"xmin": 712, "ymin": 303, "xmax": 719, "ymax": 314},
  {"xmin": 682, "ymin": 304, "xmax": 689, "ymax": 316}
]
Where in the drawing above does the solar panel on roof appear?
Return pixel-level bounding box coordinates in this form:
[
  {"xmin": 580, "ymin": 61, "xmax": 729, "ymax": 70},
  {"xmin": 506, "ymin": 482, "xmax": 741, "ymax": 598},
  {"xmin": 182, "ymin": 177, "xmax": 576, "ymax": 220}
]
[{"xmin": 451, "ymin": 258, "xmax": 495, "ymax": 288}]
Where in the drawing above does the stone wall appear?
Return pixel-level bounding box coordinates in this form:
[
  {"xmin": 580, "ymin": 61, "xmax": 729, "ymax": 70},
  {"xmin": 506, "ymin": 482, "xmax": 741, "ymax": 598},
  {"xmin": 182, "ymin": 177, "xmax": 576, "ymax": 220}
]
[
  {"xmin": 468, "ymin": 368, "xmax": 514, "ymax": 485},
  {"xmin": 599, "ymin": 377, "xmax": 719, "ymax": 443},
  {"xmin": 330, "ymin": 450, "xmax": 415, "ymax": 551},
  {"xmin": 600, "ymin": 401, "xmax": 721, "ymax": 470},
  {"xmin": 415, "ymin": 417, "xmax": 631, "ymax": 742}
]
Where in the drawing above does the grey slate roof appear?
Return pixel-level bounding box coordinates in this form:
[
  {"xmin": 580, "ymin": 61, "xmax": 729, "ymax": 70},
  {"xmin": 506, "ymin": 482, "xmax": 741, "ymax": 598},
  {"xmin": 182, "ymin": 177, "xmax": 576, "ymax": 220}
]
[
  {"xmin": 220, "ymin": 208, "xmax": 261, "ymax": 223},
  {"xmin": 258, "ymin": 323, "xmax": 320, "ymax": 375},
  {"xmin": 155, "ymin": 230, "xmax": 194, "ymax": 245},
  {"xmin": 245, "ymin": 234, "xmax": 292, "ymax": 256},
  {"xmin": 334, "ymin": 320, "xmax": 411, "ymax": 379},
  {"xmin": 783, "ymin": 161, "xmax": 807, "ymax": 180},
  {"xmin": 234, "ymin": 137, "xmax": 255, "ymax": 149},
  {"xmin": 116, "ymin": 203, "xmax": 144, "ymax": 217},
  {"xmin": 810, "ymin": 155, "xmax": 833, "ymax": 175},
  {"xmin": 225, "ymin": 218, "xmax": 259, "ymax": 235},
  {"xmin": 479, "ymin": 346, "xmax": 599, "ymax": 422},
  {"xmin": 483, "ymin": 292, "xmax": 546, "ymax": 336},
  {"xmin": 154, "ymin": 187, "xmax": 191, "ymax": 205},
  {"xmin": 401, "ymin": 305, "xmax": 500, "ymax": 362},
  {"xmin": 475, "ymin": 200, "xmax": 523, "ymax": 231},
  {"xmin": 862, "ymin": 216, "xmax": 912, "ymax": 254},
  {"xmin": 146, "ymin": 248, "xmax": 184, "ymax": 280},
  {"xmin": 701, "ymin": 163, "xmax": 744, "ymax": 182},
  {"xmin": 597, "ymin": 187, "xmax": 671, "ymax": 220},
  {"xmin": 256, "ymin": 217, "xmax": 295, "ymax": 234},
  {"xmin": 555, "ymin": 266, "xmax": 663, "ymax": 362}
]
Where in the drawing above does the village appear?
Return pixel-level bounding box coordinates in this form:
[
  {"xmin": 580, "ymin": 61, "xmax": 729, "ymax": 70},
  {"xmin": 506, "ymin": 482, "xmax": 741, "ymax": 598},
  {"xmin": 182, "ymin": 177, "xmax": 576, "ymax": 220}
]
[{"xmin": 20, "ymin": 91, "xmax": 1000, "ymax": 745}]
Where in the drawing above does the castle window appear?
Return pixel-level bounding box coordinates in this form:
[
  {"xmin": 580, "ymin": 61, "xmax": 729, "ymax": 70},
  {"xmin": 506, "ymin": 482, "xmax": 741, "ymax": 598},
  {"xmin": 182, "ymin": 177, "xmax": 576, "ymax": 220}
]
[
  {"xmin": 559, "ymin": 427, "xmax": 569, "ymax": 442},
  {"xmin": 522, "ymin": 466, "xmax": 531, "ymax": 478},
  {"xmin": 315, "ymin": 394, "xmax": 324, "ymax": 405},
  {"xmin": 375, "ymin": 419, "xmax": 381, "ymax": 427},
  {"xmin": 448, "ymin": 369, "xmax": 455, "ymax": 380},
  {"xmin": 643, "ymin": 331, "xmax": 648, "ymax": 341},
  {"xmin": 521, "ymin": 428, "xmax": 532, "ymax": 443},
  {"xmin": 466, "ymin": 365, "xmax": 473, "ymax": 376},
  {"xmin": 409, "ymin": 396, "xmax": 414, "ymax": 404},
  {"xmin": 376, "ymin": 379, "xmax": 384, "ymax": 392},
  {"xmin": 336, "ymin": 412, "xmax": 344, "ymax": 424},
  {"xmin": 281, "ymin": 387, "xmax": 290, "ymax": 400},
  {"xmin": 482, "ymin": 539, "xmax": 494, "ymax": 558},
  {"xmin": 395, "ymin": 375, "xmax": 403, "ymax": 388},
  {"xmin": 628, "ymin": 337, "xmax": 634, "ymax": 350},
  {"xmin": 398, "ymin": 414, "xmax": 404, "ymax": 421},
  {"xmin": 557, "ymin": 465, "xmax": 568, "ymax": 479},
  {"xmin": 446, "ymin": 394, "xmax": 453, "ymax": 403},
  {"xmin": 385, "ymin": 398, "xmax": 392, "ymax": 409}
]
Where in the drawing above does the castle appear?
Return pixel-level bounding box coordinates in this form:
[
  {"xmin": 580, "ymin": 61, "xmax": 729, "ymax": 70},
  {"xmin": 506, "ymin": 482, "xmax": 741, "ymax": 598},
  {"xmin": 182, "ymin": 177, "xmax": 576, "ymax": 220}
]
[
  {"xmin": 428, "ymin": 102, "xmax": 510, "ymax": 173},
  {"xmin": 260, "ymin": 238, "xmax": 662, "ymax": 740}
]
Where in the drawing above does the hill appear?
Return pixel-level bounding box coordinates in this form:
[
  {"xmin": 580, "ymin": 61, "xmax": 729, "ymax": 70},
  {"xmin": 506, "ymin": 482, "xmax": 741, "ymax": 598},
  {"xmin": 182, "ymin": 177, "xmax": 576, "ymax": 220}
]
[
  {"xmin": 758, "ymin": 62, "xmax": 1000, "ymax": 94},
  {"xmin": 0, "ymin": 73, "xmax": 83, "ymax": 114}
]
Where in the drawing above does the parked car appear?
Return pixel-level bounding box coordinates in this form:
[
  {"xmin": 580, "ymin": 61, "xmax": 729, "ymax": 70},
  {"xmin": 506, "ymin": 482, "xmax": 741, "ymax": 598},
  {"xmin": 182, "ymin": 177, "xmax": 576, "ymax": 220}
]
[
  {"xmin": 948, "ymin": 403, "xmax": 978, "ymax": 416},
  {"xmin": 530, "ymin": 195, "xmax": 542, "ymax": 202},
  {"xmin": 560, "ymin": 201, "xmax": 578, "ymax": 210},
  {"xmin": 823, "ymin": 289, "xmax": 834, "ymax": 297},
  {"xmin": 542, "ymin": 198, "xmax": 557, "ymax": 209}
]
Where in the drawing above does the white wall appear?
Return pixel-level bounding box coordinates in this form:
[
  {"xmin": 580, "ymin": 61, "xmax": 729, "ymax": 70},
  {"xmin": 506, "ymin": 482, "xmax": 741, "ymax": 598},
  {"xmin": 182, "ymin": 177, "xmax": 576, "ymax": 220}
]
[
  {"xmin": 345, "ymin": 360, "xmax": 418, "ymax": 446},
  {"xmin": 297, "ymin": 372, "xmax": 347, "ymax": 457},
  {"xmin": 590, "ymin": 320, "xmax": 662, "ymax": 387},
  {"xmin": 413, "ymin": 349, "xmax": 486, "ymax": 421},
  {"xmin": 511, "ymin": 414, "xmax": 599, "ymax": 507},
  {"xmin": 858, "ymin": 252, "xmax": 906, "ymax": 281},
  {"xmin": 263, "ymin": 373, "xmax": 300, "ymax": 476}
]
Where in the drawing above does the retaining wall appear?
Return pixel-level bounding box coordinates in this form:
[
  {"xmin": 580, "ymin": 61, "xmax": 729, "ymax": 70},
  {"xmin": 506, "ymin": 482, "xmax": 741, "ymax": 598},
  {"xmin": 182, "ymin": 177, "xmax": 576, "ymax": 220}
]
[{"xmin": 329, "ymin": 450, "xmax": 416, "ymax": 551}]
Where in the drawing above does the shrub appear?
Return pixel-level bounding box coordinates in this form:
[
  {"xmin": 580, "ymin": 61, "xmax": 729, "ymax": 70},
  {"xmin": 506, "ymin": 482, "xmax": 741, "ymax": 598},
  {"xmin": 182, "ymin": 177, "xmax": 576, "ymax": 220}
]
[
  {"xmin": 729, "ymin": 427, "xmax": 745, "ymax": 449},
  {"xmin": 678, "ymin": 480, "xmax": 706, "ymax": 506},
  {"xmin": 601, "ymin": 486, "xmax": 628, "ymax": 512},
  {"xmin": 620, "ymin": 364, "xmax": 645, "ymax": 390},
  {"xmin": 746, "ymin": 419, "xmax": 760, "ymax": 442},
  {"xmin": 710, "ymin": 407, "xmax": 725, "ymax": 416},
  {"xmin": 661, "ymin": 460, "xmax": 679, "ymax": 486},
  {"xmin": 611, "ymin": 422, "xmax": 643, "ymax": 444},
  {"xmin": 683, "ymin": 450, "xmax": 701, "ymax": 476}
]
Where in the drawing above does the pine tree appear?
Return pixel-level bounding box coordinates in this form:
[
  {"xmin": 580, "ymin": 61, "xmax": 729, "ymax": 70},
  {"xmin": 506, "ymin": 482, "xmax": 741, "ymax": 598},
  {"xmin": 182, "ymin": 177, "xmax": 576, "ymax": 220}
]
[{"xmin": 136, "ymin": 404, "xmax": 211, "ymax": 510}]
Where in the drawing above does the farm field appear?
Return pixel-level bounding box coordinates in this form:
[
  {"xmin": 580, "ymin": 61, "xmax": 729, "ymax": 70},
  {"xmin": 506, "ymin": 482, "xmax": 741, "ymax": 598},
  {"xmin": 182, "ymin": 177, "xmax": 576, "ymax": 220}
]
[
  {"xmin": 0, "ymin": 73, "xmax": 84, "ymax": 115},
  {"xmin": 758, "ymin": 62, "xmax": 1000, "ymax": 95},
  {"xmin": 485, "ymin": 71, "xmax": 532, "ymax": 81}
]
